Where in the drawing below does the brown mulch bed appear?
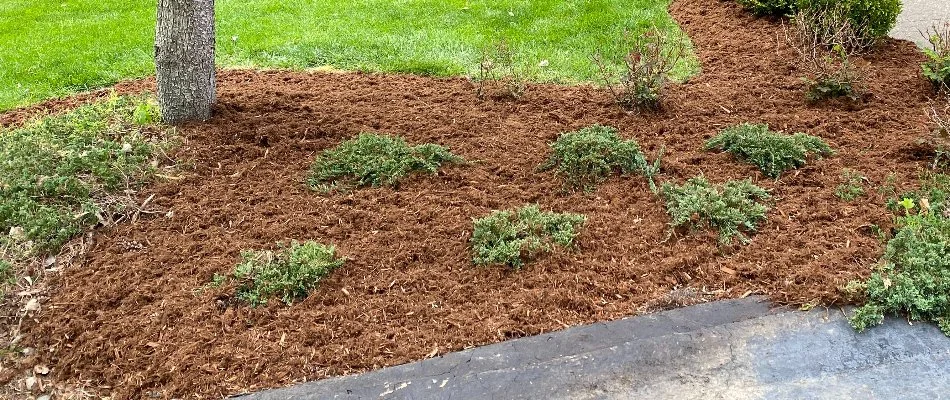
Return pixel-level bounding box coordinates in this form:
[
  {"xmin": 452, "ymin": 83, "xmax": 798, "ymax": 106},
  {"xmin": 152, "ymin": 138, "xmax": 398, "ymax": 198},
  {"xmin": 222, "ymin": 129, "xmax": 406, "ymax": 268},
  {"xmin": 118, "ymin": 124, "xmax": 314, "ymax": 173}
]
[{"xmin": 5, "ymin": 0, "xmax": 943, "ymax": 398}]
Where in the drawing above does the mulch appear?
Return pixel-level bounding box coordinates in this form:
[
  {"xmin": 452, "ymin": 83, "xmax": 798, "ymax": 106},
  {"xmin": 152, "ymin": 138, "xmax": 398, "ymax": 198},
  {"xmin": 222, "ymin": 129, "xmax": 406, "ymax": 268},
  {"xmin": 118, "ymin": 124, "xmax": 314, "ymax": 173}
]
[{"xmin": 4, "ymin": 0, "xmax": 942, "ymax": 397}]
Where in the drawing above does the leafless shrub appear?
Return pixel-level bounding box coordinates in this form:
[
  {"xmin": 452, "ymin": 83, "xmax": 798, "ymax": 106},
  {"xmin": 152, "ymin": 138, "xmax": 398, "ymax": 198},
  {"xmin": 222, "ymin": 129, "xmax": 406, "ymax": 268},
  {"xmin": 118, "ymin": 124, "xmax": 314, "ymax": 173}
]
[
  {"xmin": 592, "ymin": 26, "xmax": 686, "ymax": 111},
  {"xmin": 785, "ymin": 5, "xmax": 868, "ymax": 102},
  {"xmin": 475, "ymin": 40, "xmax": 527, "ymax": 100}
]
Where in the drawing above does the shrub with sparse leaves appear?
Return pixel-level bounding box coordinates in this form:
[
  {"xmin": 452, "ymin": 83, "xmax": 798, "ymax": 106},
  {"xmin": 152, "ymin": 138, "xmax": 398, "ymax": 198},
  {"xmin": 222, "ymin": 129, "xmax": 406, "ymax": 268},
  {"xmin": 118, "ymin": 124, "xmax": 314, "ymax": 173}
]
[
  {"xmin": 736, "ymin": 0, "xmax": 798, "ymax": 17},
  {"xmin": 470, "ymin": 205, "xmax": 585, "ymax": 269},
  {"xmin": 592, "ymin": 26, "xmax": 687, "ymax": 110},
  {"xmin": 539, "ymin": 125, "xmax": 658, "ymax": 192},
  {"xmin": 221, "ymin": 240, "xmax": 344, "ymax": 307},
  {"xmin": 706, "ymin": 123, "xmax": 833, "ymax": 178},
  {"xmin": 922, "ymin": 22, "xmax": 950, "ymax": 93},
  {"xmin": 661, "ymin": 176, "xmax": 770, "ymax": 245},
  {"xmin": 308, "ymin": 133, "xmax": 462, "ymax": 192}
]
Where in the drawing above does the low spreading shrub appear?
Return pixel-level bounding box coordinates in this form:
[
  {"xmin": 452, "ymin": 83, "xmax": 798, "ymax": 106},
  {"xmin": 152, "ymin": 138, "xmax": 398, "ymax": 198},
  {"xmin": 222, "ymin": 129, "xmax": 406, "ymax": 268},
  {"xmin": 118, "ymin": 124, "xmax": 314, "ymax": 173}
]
[
  {"xmin": 661, "ymin": 176, "xmax": 770, "ymax": 245},
  {"xmin": 539, "ymin": 125, "xmax": 658, "ymax": 192},
  {"xmin": 475, "ymin": 40, "xmax": 528, "ymax": 100},
  {"xmin": 922, "ymin": 22, "xmax": 950, "ymax": 93},
  {"xmin": 706, "ymin": 123, "xmax": 833, "ymax": 178},
  {"xmin": 736, "ymin": 0, "xmax": 798, "ymax": 17},
  {"xmin": 0, "ymin": 94, "xmax": 171, "ymax": 255},
  {"xmin": 848, "ymin": 213, "xmax": 950, "ymax": 336},
  {"xmin": 470, "ymin": 205, "xmax": 585, "ymax": 269},
  {"xmin": 797, "ymin": 0, "xmax": 901, "ymax": 49},
  {"xmin": 835, "ymin": 169, "xmax": 866, "ymax": 201},
  {"xmin": 222, "ymin": 240, "xmax": 344, "ymax": 307},
  {"xmin": 593, "ymin": 26, "xmax": 687, "ymax": 110},
  {"xmin": 308, "ymin": 133, "xmax": 462, "ymax": 192}
]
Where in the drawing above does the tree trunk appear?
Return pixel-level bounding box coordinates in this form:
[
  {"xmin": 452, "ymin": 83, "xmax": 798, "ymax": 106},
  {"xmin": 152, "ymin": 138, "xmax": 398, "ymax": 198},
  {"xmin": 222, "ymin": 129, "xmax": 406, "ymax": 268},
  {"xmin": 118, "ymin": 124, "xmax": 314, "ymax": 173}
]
[{"xmin": 155, "ymin": 0, "xmax": 216, "ymax": 124}]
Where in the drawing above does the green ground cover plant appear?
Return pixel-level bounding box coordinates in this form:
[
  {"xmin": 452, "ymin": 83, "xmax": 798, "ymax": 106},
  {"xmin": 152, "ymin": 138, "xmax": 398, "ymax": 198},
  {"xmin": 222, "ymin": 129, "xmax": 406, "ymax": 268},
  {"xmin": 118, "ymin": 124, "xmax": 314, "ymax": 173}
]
[
  {"xmin": 835, "ymin": 169, "xmax": 867, "ymax": 201},
  {"xmin": 849, "ymin": 173, "xmax": 950, "ymax": 335},
  {"xmin": 661, "ymin": 176, "xmax": 771, "ymax": 245},
  {"xmin": 218, "ymin": 240, "xmax": 343, "ymax": 307},
  {"xmin": 0, "ymin": 94, "xmax": 171, "ymax": 260},
  {"xmin": 539, "ymin": 125, "xmax": 658, "ymax": 192},
  {"xmin": 308, "ymin": 133, "xmax": 462, "ymax": 193},
  {"xmin": 470, "ymin": 205, "xmax": 585, "ymax": 269},
  {"xmin": 0, "ymin": 0, "xmax": 698, "ymax": 111},
  {"xmin": 706, "ymin": 123, "xmax": 833, "ymax": 178},
  {"xmin": 736, "ymin": 0, "xmax": 798, "ymax": 17}
]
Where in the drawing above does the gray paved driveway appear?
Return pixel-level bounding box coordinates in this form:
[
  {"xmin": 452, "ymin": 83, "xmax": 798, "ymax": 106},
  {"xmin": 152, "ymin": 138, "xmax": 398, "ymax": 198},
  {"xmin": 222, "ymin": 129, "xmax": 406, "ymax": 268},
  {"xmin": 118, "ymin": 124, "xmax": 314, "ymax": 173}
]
[{"xmin": 891, "ymin": 0, "xmax": 950, "ymax": 46}]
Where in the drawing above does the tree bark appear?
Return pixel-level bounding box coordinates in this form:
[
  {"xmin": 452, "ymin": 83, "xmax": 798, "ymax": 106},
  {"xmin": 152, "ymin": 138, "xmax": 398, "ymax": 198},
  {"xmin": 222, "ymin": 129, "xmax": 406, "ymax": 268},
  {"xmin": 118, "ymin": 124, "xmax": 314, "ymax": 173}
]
[{"xmin": 155, "ymin": 0, "xmax": 216, "ymax": 124}]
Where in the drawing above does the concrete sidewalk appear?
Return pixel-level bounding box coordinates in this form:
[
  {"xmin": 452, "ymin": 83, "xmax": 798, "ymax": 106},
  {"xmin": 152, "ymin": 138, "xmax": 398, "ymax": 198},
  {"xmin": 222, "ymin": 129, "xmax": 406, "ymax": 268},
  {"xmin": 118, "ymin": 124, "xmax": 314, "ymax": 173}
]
[
  {"xmin": 234, "ymin": 298, "xmax": 950, "ymax": 400},
  {"xmin": 891, "ymin": 0, "xmax": 950, "ymax": 47}
]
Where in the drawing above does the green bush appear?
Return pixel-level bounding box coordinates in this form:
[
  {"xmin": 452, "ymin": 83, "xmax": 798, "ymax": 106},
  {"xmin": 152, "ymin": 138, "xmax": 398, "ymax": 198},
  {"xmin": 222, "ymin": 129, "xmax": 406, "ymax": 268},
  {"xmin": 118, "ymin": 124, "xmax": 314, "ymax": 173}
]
[
  {"xmin": 922, "ymin": 23, "xmax": 950, "ymax": 93},
  {"xmin": 661, "ymin": 176, "xmax": 771, "ymax": 245},
  {"xmin": 470, "ymin": 204, "xmax": 585, "ymax": 269},
  {"xmin": 539, "ymin": 125, "xmax": 657, "ymax": 192},
  {"xmin": 798, "ymin": 0, "xmax": 901, "ymax": 46},
  {"xmin": 0, "ymin": 94, "xmax": 171, "ymax": 254},
  {"xmin": 706, "ymin": 123, "xmax": 833, "ymax": 178},
  {"xmin": 736, "ymin": 0, "xmax": 798, "ymax": 17},
  {"xmin": 848, "ymin": 213, "xmax": 950, "ymax": 335},
  {"xmin": 225, "ymin": 240, "xmax": 344, "ymax": 307},
  {"xmin": 308, "ymin": 133, "xmax": 462, "ymax": 193}
]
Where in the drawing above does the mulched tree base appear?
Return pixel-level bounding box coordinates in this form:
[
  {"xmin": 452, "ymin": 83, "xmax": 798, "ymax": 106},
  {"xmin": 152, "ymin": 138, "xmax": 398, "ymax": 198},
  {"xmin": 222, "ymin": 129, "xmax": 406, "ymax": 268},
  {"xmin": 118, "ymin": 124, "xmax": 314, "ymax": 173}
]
[{"xmin": 6, "ymin": 0, "xmax": 941, "ymax": 397}]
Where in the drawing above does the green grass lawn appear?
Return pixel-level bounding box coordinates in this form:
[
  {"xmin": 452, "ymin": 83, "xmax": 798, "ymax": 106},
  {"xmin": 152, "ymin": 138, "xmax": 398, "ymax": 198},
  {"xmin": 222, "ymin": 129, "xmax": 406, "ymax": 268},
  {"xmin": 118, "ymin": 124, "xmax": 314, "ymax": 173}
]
[{"xmin": 0, "ymin": 0, "xmax": 697, "ymax": 112}]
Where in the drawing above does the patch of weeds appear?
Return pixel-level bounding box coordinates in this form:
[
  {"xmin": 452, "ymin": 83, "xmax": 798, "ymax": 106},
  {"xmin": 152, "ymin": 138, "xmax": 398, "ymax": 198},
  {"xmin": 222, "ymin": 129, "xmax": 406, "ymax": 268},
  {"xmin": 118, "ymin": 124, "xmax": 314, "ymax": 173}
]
[
  {"xmin": 475, "ymin": 40, "xmax": 528, "ymax": 100},
  {"xmin": 705, "ymin": 123, "xmax": 833, "ymax": 178},
  {"xmin": 0, "ymin": 93, "xmax": 172, "ymax": 255},
  {"xmin": 835, "ymin": 169, "xmax": 866, "ymax": 201},
  {"xmin": 539, "ymin": 125, "xmax": 659, "ymax": 192},
  {"xmin": 219, "ymin": 240, "xmax": 344, "ymax": 307},
  {"xmin": 470, "ymin": 204, "xmax": 585, "ymax": 269},
  {"xmin": 847, "ymin": 212, "xmax": 950, "ymax": 335},
  {"xmin": 661, "ymin": 176, "xmax": 771, "ymax": 245},
  {"xmin": 593, "ymin": 26, "xmax": 688, "ymax": 110},
  {"xmin": 736, "ymin": 0, "xmax": 798, "ymax": 17},
  {"xmin": 786, "ymin": 4, "xmax": 868, "ymax": 102},
  {"xmin": 922, "ymin": 22, "xmax": 950, "ymax": 94},
  {"xmin": 886, "ymin": 172, "xmax": 950, "ymax": 217},
  {"xmin": 308, "ymin": 133, "xmax": 463, "ymax": 193}
]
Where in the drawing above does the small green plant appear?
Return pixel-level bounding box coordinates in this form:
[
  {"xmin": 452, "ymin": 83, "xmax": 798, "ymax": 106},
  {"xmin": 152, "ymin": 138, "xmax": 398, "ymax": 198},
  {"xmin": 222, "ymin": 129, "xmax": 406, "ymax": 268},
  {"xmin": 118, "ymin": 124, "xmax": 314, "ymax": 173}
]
[
  {"xmin": 539, "ymin": 125, "xmax": 657, "ymax": 192},
  {"xmin": 886, "ymin": 172, "xmax": 950, "ymax": 217},
  {"xmin": 797, "ymin": 0, "xmax": 901, "ymax": 49},
  {"xmin": 308, "ymin": 133, "xmax": 462, "ymax": 192},
  {"xmin": 922, "ymin": 22, "xmax": 950, "ymax": 93},
  {"xmin": 221, "ymin": 240, "xmax": 344, "ymax": 307},
  {"xmin": 470, "ymin": 205, "xmax": 585, "ymax": 269},
  {"xmin": 661, "ymin": 176, "xmax": 771, "ymax": 245},
  {"xmin": 835, "ymin": 169, "xmax": 866, "ymax": 201},
  {"xmin": 786, "ymin": 5, "xmax": 868, "ymax": 102},
  {"xmin": 706, "ymin": 123, "xmax": 833, "ymax": 178},
  {"xmin": 736, "ymin": 0, "xmax": 798, "ymax": 17},
  {"xmin": 847, "ymin": 212, "xmax": 950, "ymax": 336},
  {"xmin": 0, "ymin": 94, "xmax": 171, "ymax": 255},
  {"xmin": 475, "ymin": 40, "xmax": 528, "ymax": 100},
  {"xmin": 592, "ymin": 26, "xmax": 688, "ymax": 110}
]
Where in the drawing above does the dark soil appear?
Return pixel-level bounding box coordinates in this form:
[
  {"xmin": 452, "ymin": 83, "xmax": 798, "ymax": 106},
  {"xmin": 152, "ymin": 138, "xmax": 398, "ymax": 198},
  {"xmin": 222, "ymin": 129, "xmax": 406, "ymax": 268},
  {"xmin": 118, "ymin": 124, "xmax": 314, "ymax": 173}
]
[{"xmin": 7, "ymin": 0, "xmax": 942, "ymax": 398}]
